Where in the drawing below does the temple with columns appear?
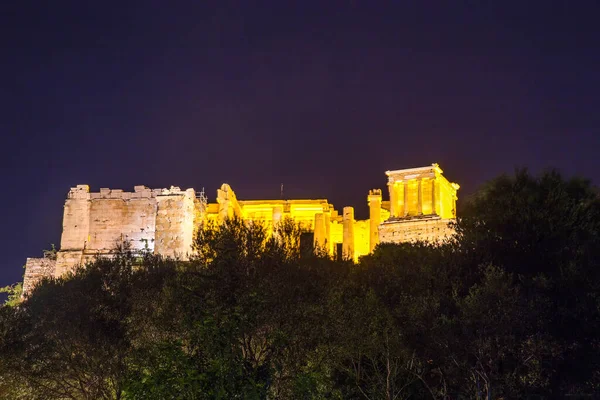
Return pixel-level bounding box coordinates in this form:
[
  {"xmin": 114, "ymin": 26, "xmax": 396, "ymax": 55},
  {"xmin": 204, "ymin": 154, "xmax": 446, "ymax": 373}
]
[
  {"xmin": 379, "ymin": 164, "xmax": 460, "ymax": 243},
  {"xmin": 22, "ymin": 164, "xmax": 459, "ymax": 294}
]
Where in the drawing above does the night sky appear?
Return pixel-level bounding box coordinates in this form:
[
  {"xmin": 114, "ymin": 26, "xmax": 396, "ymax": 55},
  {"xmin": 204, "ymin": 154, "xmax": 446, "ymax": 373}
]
[{"xmin": 1, "ymin": 1, "xmax": 599, "ymax": 289}]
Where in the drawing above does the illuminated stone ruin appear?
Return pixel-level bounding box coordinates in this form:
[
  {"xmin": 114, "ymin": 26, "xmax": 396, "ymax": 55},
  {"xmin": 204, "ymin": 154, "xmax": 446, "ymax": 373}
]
[
  {"xmin": 379, "ymin": 164, "xmax": 459, "ymax": 243},
  {"xmin": 22, "ymin": 164, "xmax": 459, "ymax": 294}
]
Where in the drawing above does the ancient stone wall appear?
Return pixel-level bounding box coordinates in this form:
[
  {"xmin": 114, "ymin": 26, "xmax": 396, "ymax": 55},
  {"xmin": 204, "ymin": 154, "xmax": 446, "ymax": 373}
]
[
  {"xmin": 54, "ymin": 251, "xmax": 80, "ymax": 277},
  {"xmin": 155, "ymin": 188, "xmax": 196, "ymax": 258},
  {"xmin": 354, "ymin": 219, "xmax": 371, "ymax": 261},
  {"xmin": 23, "ymin": 163, "xmax": 459, "ymax": 297},
  {"xmin": 378, "ymin": 217, "xmax": 455, "ymax": 244},
  {"xmin": 41, "ymin": 182, "xmax": 391, "ymax": 280},
  {"xmin": 60, "ymin": 185, "xmax": 92, "ymax": 250},
  {"xmin": 88, "ymin": 196, "xmax": 157, "ymax": 253},
  {"xmin": 217, "ymin": 184, "xmax": 242, "ymax": 220},
  {"xmin": 60, "ymin": 185, "xmax": 159, "ymax": 254},
  {"xmin": 23, "ymin": 258, "xmax": 56, "ymax": 295},
  {"xmin": 437, "ymin": 176, "xmax": 458, "ymax": 219},
  {"xmin": 50, "ymin": 185, "xmax": 199, "ymax": 277}
]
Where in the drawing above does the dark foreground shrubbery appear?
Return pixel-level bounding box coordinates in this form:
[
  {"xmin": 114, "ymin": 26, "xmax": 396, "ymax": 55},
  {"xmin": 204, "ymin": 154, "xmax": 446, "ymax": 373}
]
[{"xmin": 1, "ymin": 169, "xmax": 600, "ymax": 399}]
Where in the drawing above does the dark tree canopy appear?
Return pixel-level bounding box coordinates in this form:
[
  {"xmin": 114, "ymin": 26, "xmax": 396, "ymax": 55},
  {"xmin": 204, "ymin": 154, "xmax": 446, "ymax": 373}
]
[{"xmin": 456, "ymin": 168, "xmax": 600, "ymax": 278}]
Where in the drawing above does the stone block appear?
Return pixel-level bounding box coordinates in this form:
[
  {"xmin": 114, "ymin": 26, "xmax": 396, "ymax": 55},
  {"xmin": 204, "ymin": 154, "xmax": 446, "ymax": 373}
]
[
  {"xmin": 155, "ymin": 191, "xmax": 195, "ymax": 258},
  {"xmin": 22, "ymin": 258, "xmax": 56, "ymax": 296},
  {"xmin": 379, "ymin": 217, "xmax": 455, "ymax": 245}
]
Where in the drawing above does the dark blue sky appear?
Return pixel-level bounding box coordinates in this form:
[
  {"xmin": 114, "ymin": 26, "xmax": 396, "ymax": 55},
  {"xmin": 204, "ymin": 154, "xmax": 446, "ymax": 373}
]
[{"xmin": 1, "ymin": 1, "xmax": 599, "ymax": 288}]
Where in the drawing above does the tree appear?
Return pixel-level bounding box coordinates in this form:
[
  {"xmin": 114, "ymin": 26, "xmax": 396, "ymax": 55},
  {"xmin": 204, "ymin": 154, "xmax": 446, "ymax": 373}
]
[
  {"xmin": 190, "ymin": 217, "xmax": 346, "ymax": 398},
  {"xmin": 125, "ymin": 217, "xmax": 347, "ymax": 399},
  {"xmin": 455, "ymin": 169, "xmax": 600, "ymax": 395},
  {"xmin": 0, "ymin": 282, "xmax": 23, "ymax": 307},
  {"xmin": 0, "ymin": 247, "xmax": 135, "ymax": 399},
  {"xmin": 455, "ymin": 168, "xmax": 600, "ymax": 280}
]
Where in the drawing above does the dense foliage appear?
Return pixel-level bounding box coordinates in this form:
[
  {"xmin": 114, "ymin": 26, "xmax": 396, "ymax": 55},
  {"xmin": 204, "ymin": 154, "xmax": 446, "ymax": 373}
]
[{"xmin": 1, "ymin": 170, "xmax": 599, "ymax": 399}]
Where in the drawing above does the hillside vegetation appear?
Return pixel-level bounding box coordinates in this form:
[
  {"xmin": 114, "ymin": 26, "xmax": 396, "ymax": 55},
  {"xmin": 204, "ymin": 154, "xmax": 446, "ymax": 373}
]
[{"xmin": 1, "ymin": 170, "xmax": 600, "ymax": 399}]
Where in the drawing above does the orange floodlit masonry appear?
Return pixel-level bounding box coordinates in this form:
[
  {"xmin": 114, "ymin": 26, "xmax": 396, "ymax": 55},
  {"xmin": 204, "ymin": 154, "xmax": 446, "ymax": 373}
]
[{"xmin": 22, "ymin": 164, "xmax": 459, "ymax": 294}]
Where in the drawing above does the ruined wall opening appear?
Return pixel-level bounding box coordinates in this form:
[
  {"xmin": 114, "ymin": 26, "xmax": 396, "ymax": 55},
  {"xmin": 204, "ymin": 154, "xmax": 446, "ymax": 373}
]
[
  {"xmin": 299, "ymin": 232, "xmax": 314, "ymax": 257},
  {"xmin": 335, "ymin": 243, "xmax": 343, "ymax": 261}
]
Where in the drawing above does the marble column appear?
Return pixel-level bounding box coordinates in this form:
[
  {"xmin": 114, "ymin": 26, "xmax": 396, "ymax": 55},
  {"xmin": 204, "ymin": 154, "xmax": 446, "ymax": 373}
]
[
  {"xmin": 368, "ymin": 190, "xmax": 382, "ymax": 252},
  {"xmin": 313, "ymin": 213, "xmax": 326, "ymax": 252},
  {"xmin": 403, "ymin": 181, "xmax": 408, "ymax": 216},
  {"xmin": 342, "ymin": 207, "xmax": 355, "ymax": 261},
  {"xmin": 431, "ymin": 179, "xmax": 436, "ymax": 215},
  {"xmin": 417, "ymin": 178, "xmax": 423, "ymax": 215},
  {"xmin": 324, "ymin": 211, "xmax": 331, "ymax": 255},
  {"xmin": 388, "ymin": 181, "xmax": 397, "ymax": 217}
]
